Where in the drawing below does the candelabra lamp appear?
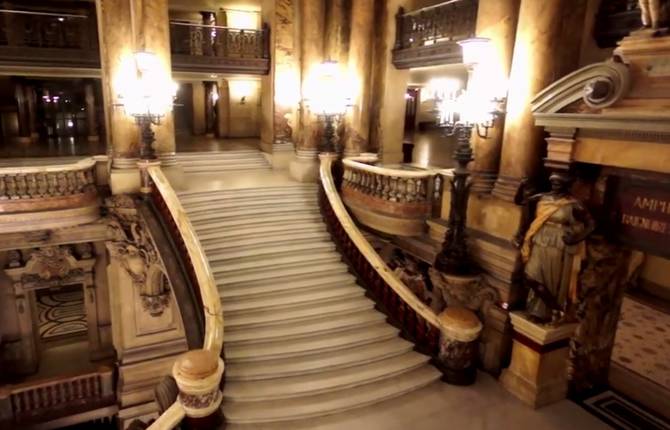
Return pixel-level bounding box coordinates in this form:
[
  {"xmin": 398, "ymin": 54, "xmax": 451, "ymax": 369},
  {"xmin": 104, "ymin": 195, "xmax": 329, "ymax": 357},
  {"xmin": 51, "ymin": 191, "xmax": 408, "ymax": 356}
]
[
  {"xmin": 304, "ymin": 60, "xmax": 351, "ymax": 154},
  {"xmin": 433, "ymin": 37, "xmax": 504, "ymax": 275}
]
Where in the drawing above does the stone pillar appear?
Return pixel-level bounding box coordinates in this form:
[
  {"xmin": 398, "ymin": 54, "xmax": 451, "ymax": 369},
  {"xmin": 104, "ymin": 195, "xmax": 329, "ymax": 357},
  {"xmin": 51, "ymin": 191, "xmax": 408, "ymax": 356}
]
[
  {"xmin": 491, "ymin": 0, "xmax": 587, "ymax": 201},
  {"xmin": 24, "ymin": 85, "xmax": 38, "ymax": 141},
  {"xmin": 96, "ymin": 0, "xmax": 138, "ymax": 170},
  {"xmin": 204, "ymin": 82, "xmax": 216, "ymax": 138},
  {"xmin": 325, "ymin": 0, "xmax": 349, "ymax": 64},
  {"xmin": 289, "ymin": 0, "xmax": 325, "ymax": 182},
  {"xmin": 217, "ymin": 79, "xmax": 230, "ymax": 138},
  {"xmin": 173, "ymin": 349, "xmax": 225, "ymax": 428},
  {"xmin": 192, "ymin": 82, "xmax": 206, "ymax": 136},
  {"xmin": 85, "ymin": 80, "xmax": 100, "ymax": 142},
  {"xmin": 370, "ymin": 0, "xmax": 411, "ymax": 162},
  {"xmin": 13, "ymin": 80, "xmax": 30, "ymax": 143},
  {"xmin": 345, "ymin": 0, "xmax": 374, "ymax": 157},
  {"xmin": 500, "ymin": 313, "xmax": 577, "ymax": 408},
  {"xmin": 470, "ymin": 0, "xmax": 520, "ymax": 194}
]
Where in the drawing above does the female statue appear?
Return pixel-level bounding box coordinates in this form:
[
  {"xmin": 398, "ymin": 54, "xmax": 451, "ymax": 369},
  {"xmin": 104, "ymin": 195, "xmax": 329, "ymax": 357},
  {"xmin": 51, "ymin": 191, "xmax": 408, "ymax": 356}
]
[
  {"xmin": 639, "ymin": 0, "xmax": 669, "ymax": 29},
  {"xmin": 515, "ymin": 173, "xmax": 595, "ymax": 324}
]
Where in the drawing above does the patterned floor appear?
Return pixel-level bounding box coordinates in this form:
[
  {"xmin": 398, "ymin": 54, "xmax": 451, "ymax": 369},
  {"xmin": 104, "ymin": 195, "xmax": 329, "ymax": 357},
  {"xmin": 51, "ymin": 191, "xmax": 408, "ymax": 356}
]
[
  {"xmin": 36, "ymin": 286, "xmax": 87, "ymax": 340},
  {"xmin": 612, "ymin": 297, "xmax": 670, "ymax": 391}
]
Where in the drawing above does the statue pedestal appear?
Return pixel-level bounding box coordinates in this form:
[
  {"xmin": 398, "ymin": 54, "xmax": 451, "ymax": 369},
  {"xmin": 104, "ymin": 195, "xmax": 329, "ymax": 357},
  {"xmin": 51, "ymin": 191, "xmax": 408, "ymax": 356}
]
[{"xmin": 500, "ymin": 312, "xmax": 577, "ymax": 408}]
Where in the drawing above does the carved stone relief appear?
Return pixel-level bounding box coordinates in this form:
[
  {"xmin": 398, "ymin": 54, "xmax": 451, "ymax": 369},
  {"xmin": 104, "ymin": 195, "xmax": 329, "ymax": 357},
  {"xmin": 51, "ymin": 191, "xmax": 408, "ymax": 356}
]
[{"xmin": 106, "ymin": 195, "xmax": 171, "ymax": 317}]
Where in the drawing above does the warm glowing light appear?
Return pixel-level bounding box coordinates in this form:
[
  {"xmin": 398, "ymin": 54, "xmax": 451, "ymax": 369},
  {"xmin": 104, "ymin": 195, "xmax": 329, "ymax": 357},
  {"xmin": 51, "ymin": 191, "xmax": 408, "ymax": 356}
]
[
  {"xmin": 118, "ymin": 51, "xmax": 177, "ymax": 119},
  {"xmin": 458, "ymin": 37, "xmax": 492, "ymax": 67},
  {"xmin": 211, "ymin": 85, "xmax": 219, "ymax": 103},
  {"xmin": 304, "ymin": 61, "xmax": 352, "ymax": 116},
  {"xmin": 227, "ymin": 10, "xmax": 259, "ymax": 29},
  {"xmin": 229, "ymin": 80, "xmax": 258, "ymax": 104}
]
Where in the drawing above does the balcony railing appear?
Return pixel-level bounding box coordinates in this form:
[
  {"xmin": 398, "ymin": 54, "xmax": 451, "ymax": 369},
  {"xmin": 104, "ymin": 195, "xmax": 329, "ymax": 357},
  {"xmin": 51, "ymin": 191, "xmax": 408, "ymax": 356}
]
[
  {"xmin": 392, "ymin": 0, "xmax": 478, "ymax": 69},
  {"xmin": 0, "ymin": 8, "xmax": 99, "ymax": 68},
  {"xmin": 169, "ymin": 21, "xmax": 270, "ymax": 74}
]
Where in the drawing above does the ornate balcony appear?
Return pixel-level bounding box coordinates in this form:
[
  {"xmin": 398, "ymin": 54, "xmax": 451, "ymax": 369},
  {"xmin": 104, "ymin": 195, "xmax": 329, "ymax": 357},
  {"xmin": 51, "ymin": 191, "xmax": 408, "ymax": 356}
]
[
  {"xmin": 392, "ymin": 0, "xmax": 477, "ymax": 69},
  {"xmin": 169, "ymin": 22, "xmax": 270, "ymax": 74}
]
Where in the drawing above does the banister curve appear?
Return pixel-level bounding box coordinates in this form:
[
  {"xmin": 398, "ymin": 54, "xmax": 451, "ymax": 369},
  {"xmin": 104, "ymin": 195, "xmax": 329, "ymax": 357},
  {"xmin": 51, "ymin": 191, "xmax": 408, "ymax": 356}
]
[
  {"xmin": 343, "ymin": 158, "xmax": 435, "ymax": 179},
  {"xmin": 147, "ymin": 166, "xmax": 224, "ymax": 353},
  {"xmin": 0, "ymin": 157, "xmax": 95, "ymax": 175},
  {"xmin": 320, "ymin": 154, "xmax": 444, "ymax": 331}
]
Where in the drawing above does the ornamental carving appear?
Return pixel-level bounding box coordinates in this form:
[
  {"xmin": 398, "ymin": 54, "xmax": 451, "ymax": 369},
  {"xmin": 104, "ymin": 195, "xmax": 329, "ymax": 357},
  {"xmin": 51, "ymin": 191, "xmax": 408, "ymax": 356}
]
[
  {"xmin": 429, "ymin": 268, "xmax": 499, "ymax": 318},
  {"xmin": 178, "ymin": 388, "xmax": 219, "ymax": 410},
  {"xmin": 106, "ymin": 195, "xmax": 172, "ymax": 317},
  {"xmin": 4, "ymin": 244, "xmax": 95, "ymax": 289}
]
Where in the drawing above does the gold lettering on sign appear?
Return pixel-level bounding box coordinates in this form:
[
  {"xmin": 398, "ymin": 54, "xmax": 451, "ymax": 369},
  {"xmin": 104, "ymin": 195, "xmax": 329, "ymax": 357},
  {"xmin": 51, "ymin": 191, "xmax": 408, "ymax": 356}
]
[
  {"xmin": 622, "ymin": 214, "xmax": 670, "ymax": 234},
  {"xmin": 632, "ymin": 196, "xmax": 670, "ymax": 214}
]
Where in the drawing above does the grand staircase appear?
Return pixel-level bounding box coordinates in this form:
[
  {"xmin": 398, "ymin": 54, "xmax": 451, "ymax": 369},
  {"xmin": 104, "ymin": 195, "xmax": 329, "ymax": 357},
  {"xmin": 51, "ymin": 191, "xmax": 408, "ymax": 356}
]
[
  {"xmin": 178, "ymin": 183, "xmax": 442, "ymax": 425},
  {"xmin": 176, "ymin": 150, "xmax": 270, "ymax": 174}
]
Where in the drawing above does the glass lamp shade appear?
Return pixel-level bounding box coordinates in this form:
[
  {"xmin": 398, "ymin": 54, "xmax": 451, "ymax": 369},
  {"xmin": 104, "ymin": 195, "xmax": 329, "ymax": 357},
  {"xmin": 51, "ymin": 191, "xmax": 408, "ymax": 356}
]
[
  {"xmin": 305, "ymin": 60, "xmax": 351, "ymax": 116},
  {"xmin": 120, "ymin": 51, "xmax": 178, "ymax": 119},
  {"xmin": 458, "ymin": 37, "xmax": 492, "ymax": 67}
]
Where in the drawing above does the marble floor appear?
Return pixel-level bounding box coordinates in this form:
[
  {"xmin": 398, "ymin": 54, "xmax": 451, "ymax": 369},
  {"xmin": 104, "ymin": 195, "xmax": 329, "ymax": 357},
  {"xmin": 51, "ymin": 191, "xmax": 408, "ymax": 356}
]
[{"xmin": 180, "ymin": 166, "xmax": 611, "ymax": 430}]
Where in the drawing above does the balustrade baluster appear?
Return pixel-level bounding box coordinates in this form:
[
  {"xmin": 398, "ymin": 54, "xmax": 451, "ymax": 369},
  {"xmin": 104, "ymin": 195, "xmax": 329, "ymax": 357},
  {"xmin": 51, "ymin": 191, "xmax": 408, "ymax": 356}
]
[
  {"xmin": 6, "ymin": 175, "xmax": 16, "ymax": 199},
  {"xmin": 15, "ymin": 174, "xmax": 27, "ymax": 198},
  {"xmin": 0, "ymin": 177, "xmax": 6, "ymax": 200},
  {"xmin": 27, "ymin": 174, "xmax": 38, "ymax": 198}
]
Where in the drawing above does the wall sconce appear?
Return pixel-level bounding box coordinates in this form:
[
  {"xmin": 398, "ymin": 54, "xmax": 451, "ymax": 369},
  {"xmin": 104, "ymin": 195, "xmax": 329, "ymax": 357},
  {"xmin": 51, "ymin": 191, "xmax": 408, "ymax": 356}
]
[
  {"xmin": 303, "ymin": 60, "xmax": 352, "ymax": 154},
  {"xmin": 117, "ymin": 51, "xmax": 177, "ymax": 160}
]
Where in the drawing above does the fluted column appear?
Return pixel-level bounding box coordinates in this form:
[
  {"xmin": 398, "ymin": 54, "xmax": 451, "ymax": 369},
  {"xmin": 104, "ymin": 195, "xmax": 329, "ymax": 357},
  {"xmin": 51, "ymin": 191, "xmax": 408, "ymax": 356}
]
[
  {"xmin": 325, "ymin": 0, "xmax": 349, "ymax": 64},
  {"xmin": 204, "ymin": 81, "xmax": 216, "ymax": 137},
  {"xmin": 345, "ymin": 0, "xmax": 374, "ymax": 157},
  {"xmin": 192, "ymin": 82, "xmax": 206, "ymax": 136},
  {"xmin": 96, "ymin": 0, "xmax": 138, "ymax": 167},
  {"xmin": 14, "ymin": 80, "xmax": 30, "ymax": 143},
  {"xmin": 470, "ymin": 0, "xmax": 520, "ymax": 194},
  {"xmin": 298, "ymin": 0, "xmax": 325, "ymax": 153},
  {"xmin": 217, "ymin": 79, "xmax": 230, "ymax": 138},
  {"xmin": 491, "ymin": 0, "xmax": 587, "ymax": 201},
  {"xmin": 24, "ymin": 85, "xmax": 38, "ymax": 141},
  {"xmin": 85, "ymin": 80, "xmax": 99, "ymax": 141}
]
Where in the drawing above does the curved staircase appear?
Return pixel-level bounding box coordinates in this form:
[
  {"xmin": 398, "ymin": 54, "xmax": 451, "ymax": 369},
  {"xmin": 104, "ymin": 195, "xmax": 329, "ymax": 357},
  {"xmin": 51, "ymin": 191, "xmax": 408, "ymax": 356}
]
[{"xmin": 178, "ymin": 183, "xmax": 441, "ymax": 425}]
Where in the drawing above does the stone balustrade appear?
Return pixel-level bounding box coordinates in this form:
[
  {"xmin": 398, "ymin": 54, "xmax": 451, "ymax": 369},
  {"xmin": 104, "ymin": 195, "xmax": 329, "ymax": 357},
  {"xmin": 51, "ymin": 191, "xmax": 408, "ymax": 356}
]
[
  {"xmin": 341, "ymin": 158, "xmax": 443, "ymax": 236},
  {"xmin": 0, "ymin": 158, "xmax": 101, "ymax": 233}
]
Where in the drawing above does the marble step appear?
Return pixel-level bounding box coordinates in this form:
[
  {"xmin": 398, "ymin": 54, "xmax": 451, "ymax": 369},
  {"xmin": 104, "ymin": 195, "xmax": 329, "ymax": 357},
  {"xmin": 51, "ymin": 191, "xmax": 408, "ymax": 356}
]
[
  {"xmin": 189, "ymin": 204, "xmax": 320, "ymax": 223},
  {"xmin": 177, "ymin": 150, "xmax": 261, "ymax": 157},
  {"xmin": 217, "ymin": 261, "xmax": 349, "ymax": 287},
  {"xmin": 178, "ymin": 157, "xmax": 267, "ymax": 165},
  {"xmin": 178, "ymin": 185, "xmax": 317, "ymax": 200},
  {"xmin": 194, "ymin": 213, "xmax": 324, "ymax": 233},
  {"xmin": 224, "ymin": 296, "xmax": 375, "ymax": 331},
  {"xmin": 224, "ymin": 337, "xmax": 414, "ymax": 381},
  {"xmin": 223, "ymin": 284, "xmax": 364, "ymax": 315},
  {"xmin": 222, "ymin": 366, "xmax": 441, "ymax": 424},
  {"xmin": 224, "ymin": 321, "xmax": 396, "ymax": 362},
  {"xmin": 210, "ymin": 250, "xmax": 341, "ymax": 276},
  {"xmin": 206, "ymin": 241, "xmax": 335, "ymax": 262},
  {"xmin": 182, "ymin": 165, "xmax": 270, "ymax": 173},
  {"xmin": 221, "ymin": 272, "xmax": 355, "ymax": 301},
  {"xmin": 202, "ymin": 230, "xmax": 330, "ymax": 251},
  {"xmin": 225, "ymin": 309, "xmax": 384, "ymax": 345},
  {"xmin": 224, "ymin": 352, "xmax": 429, "ymax": 401},
  {"xmin": 198, "ymin": 222, "xmax": 326, "ymax": 243},
  {"xmin": 183, "ymin": 196, "xmax": 317, "ymax": 213}
]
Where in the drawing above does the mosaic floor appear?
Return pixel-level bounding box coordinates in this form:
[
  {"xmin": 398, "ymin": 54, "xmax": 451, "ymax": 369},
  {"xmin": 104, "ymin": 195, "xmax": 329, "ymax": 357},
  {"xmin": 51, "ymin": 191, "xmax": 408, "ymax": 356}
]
[{"xmin": 612, "ymin": 297, "xmax": 670, "ymax": 391}]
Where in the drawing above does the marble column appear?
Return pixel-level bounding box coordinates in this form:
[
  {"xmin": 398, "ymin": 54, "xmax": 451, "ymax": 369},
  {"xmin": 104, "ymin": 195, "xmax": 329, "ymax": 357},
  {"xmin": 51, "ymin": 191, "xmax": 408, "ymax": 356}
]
[
  {"xmin": 132, "ymin": 0, "xmax": 177, "ymax": 168},
  {"xmin": 96, "ymin": 0, "xmax": 138, "ymax": 169},
  {"xmin": 370, "ymin": 0, "xmax": 411, "ymax": 162},
  {"xmin": 470, "ymin": 0, "xmax": 520, "ymax": 194},
  {"xmin": 85, "ymin": 80, "xmax": 100, "ymax": 142},
  {"xmin": 14, "ymin": 80, "xmax": 31, "ymax": 143},
  {"xmin": 491, "ymin": 0, "xmax": 587, "ymax": 201},
  {"xmin": 290, "ymin": 0, "xmax": 325, "ymax": 182},
  {"xmin": 345, "ymin": 0, "xmax": 374, "ymax": 157},
  {"xmin": 325, "ymin": 0, "xmax": 349, "ymax": 64},
  {"xmin": 217, "ymin": 79, "xmax": 230, "ymax": 138},
  {"xmin": 24, "ymin": 85, "xmax": 38, "ymax": 141},
  {"xmin": 204, "ymin": 81, "xmax": 216, "ymax": 138},
  {"xmin": 192, "ymin": 82, "xmax": 206, "ymax": 136}
]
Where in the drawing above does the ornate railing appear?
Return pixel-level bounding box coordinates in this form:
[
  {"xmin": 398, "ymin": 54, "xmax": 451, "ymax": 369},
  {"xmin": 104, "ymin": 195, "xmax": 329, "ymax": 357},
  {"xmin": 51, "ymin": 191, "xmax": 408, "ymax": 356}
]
[
  {"xmin": 0, "ymin": 158, "xmax": 100, "ymax": 233},
  {"xmin": 145, "ymin": 164, "xmax": 224, "ymax": 429},
  {"xmin": 170, "ymin": 22, "xmax": 270, "ymax": 74},
  {"xmin": 392, "ymin": 0, "xmax": 477, "ymax": 68},
  {"xmin": 0, "ymin": 8, "xmax": 99, "ymax": 67},
  {"xmin": 319, "ymin": 154, "xmax": 443, "ymax": 356},
  {"xmin": 0, "ymin": 365, "xmax": 115, "ymax": 426},
  {"xmin": 341, "ymin": 158, "xmax": 440, "ymax": 236}
]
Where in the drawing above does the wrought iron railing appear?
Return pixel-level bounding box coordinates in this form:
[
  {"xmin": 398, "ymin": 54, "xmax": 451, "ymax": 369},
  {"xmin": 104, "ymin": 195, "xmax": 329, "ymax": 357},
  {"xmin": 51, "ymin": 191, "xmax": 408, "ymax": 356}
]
[
  {"xmin": 394, "ymin": 0, "xmax": 478, "ymax": 50},
  {"xmin": 170, "ymin": 22, "xmax": 269, "ymax": 59}
]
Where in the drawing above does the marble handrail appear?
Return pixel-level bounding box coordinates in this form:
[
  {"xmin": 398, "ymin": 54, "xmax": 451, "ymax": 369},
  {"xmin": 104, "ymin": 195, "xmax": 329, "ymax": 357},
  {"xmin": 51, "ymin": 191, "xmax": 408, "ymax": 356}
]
[
  {"xmin": 0, "ymin": 158, "xmax": 95, "ymax": 175},
  {"xmin": 343, "ymin": 158, "xmax": 434, "ymax": 178},
  {"xmin": 320, "ymin": 154, "xmax": 445, "ymax": 346},
  {"xmin": 147, "ymin": 166, "xmax": 223, "ymax": 352},
  {"xmin": 146, "ymin": 166, "xmax": 224, "ymax": 430}
]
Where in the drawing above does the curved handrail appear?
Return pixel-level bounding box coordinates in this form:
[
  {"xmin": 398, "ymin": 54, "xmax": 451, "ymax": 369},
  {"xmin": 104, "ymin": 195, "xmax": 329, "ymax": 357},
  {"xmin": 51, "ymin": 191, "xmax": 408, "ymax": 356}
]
[
  {"xmin": 343, "ymin": 158, "xmax": 435, "ymax": 179},
  {"xmin": 320, "ymin": 154, "xmax": 444, "ymax": 331},
  {"xmin": 147, "ymin": 165, "xmax": 224, "ymax": 352},
  {"xmin": 0, "ymin": 157, "xmax": 95, "ymax": 175}
]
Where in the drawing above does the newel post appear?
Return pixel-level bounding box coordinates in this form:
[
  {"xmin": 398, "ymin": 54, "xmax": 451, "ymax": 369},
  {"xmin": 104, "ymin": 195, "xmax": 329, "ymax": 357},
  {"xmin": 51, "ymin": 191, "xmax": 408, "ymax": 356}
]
[{"xmin": 173, "ymin": 349, "xmax": 225, "ymax": 429}]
